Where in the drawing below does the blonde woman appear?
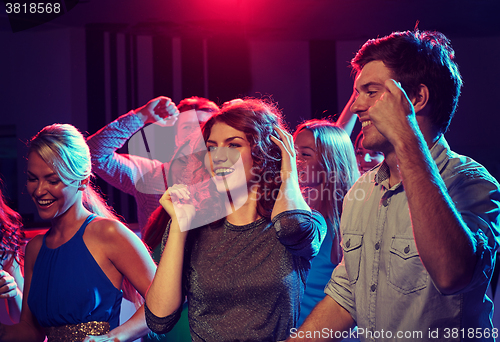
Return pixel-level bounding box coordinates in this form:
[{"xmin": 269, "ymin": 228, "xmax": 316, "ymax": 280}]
[
  {"xmin": 293, "ymin": 120, "xmax": 359, "ymax": 325},
  {"xmin": 0, "ymin": 124, "xmax": 156, "ymax": 342}
]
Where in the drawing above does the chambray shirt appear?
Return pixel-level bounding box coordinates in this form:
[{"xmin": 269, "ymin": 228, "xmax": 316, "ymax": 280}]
[
  {"xmin": 326, "ymin": 136, "xmax": 500, "ymax": 342},
  {"xmin": 87, "ymin": 112, "xmax": 171, "ymax": 229}
]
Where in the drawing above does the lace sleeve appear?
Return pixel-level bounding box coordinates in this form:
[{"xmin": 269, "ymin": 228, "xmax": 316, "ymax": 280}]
[{"xmin": 144, "ymin": 302, "xmax": 183, "ymax": 334}]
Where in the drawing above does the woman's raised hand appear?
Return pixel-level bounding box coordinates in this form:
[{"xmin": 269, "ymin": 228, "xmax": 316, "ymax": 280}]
[
  {"xmin": 159, "ymin": 184, "xmax": 196, "ymax": 232},
  {"xmin": 270, "ymin": 125, "xmax": 310, "ymax": 216},
  {"xmin": 270, "ymin": 125, "xmax": 298, "ymax": 182}
]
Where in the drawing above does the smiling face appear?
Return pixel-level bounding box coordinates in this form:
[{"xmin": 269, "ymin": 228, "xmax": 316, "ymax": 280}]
[
  {"xmin": 204, "ymin": 122, "xmax": 255, "ymax": 196},
  {"xmin": 350, "ymin": 60, "xmax": 394, "ymax": 154},
  {"xmin": 294, "ymin": 129, "xmax": 325, "ymax": 187},
  {"xmin": 175, "ymin": 110, "xmax": 212, "ymax": 147},
  {"xmin": 26, "ymin": 152, "xmax": 82, "ymax": 221},
  {"xmin": 355, "ymin": 144, "xmax": 385, "ymax": 174}
]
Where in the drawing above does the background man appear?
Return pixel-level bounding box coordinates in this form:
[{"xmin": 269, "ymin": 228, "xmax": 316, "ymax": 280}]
[
  {"xmin": 87, "ymin": 96, "xmax": 219, "ymax": 230},
  {"xmin": 87, "ymin": 96, "xmax": 218, "ymax": 342}
]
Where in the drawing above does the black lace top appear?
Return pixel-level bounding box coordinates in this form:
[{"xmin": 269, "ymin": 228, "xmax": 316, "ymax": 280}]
[{"xmin": 145, "ymin": 209, "xmax": 326, "ymax": 342}]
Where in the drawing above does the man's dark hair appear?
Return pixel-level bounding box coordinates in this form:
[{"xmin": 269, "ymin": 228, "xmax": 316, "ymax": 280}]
[{"xmin": 351, "ymin": 30, "xmax": 463, "ymax": 135}]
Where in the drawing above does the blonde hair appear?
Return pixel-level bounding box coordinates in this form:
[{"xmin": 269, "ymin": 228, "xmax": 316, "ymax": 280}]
[
  {"xmin": 294, "ymin": 120, "xmax": 359, "ymax": 234},
  {"xmin": 28, "ymin": 124, "xmax": 119, "ymax": 220}
]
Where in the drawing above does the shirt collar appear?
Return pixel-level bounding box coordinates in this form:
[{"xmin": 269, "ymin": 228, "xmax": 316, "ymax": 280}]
[
  {"xmin": 429, "ymin": 135, "xmax": 452, "ymax": 174},
  {"xmin": 373, "ymin": 135, "xmax": 451, "ymax": 185},
  {"xmin": 374, "ymin": 162, "xmax": 390, "ymax": 185}
]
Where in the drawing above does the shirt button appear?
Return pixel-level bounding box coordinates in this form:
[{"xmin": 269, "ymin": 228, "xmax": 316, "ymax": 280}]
[
  {"xmin": 371, "ymin": 284, "xmax": 377, "ymax": 292},
  {"xmin": 375, "ymin": 242, "xmax": 380, "ymax": 250},
  {"xmin": 345, "ymin": 239, "xmax": 351, "ymax": 248},
  {"xmin": 369, "ymin": 328, "xmax": 376, "ymax": 340},
  {"xmin": 404, "ymin": 245, "xmax": 410, "ymax": 254},
  {"xmin": 382, "ymin": 198, "xmax": 389, "ymax": 206}
]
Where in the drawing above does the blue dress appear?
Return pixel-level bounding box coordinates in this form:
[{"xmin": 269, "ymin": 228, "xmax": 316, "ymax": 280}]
[
  {"xmin": 297, "ymin": 219, "xmax": 337, "ymax": 326},
  {"xmin": 28, "ymin": 215, "xmax": 123, "ymax": 329}
]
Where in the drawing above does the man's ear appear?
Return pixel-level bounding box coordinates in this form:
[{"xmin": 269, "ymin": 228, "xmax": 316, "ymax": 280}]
[
  {"xmin": 412, "ymin": 84, "xmax": 429, "ymax": 113},
  {"xmin": 78, "ymin": 177, "xmax": 90, "ymax": 191}
]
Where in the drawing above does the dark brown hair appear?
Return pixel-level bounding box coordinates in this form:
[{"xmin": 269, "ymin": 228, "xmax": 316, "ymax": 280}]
[
  {"xmin": 202, "ymin": 98, "xmax": 286, "ymax": 218},
  {"xmin": 352, "ymin": 30, "xmax": 463, "ymax": 135}
]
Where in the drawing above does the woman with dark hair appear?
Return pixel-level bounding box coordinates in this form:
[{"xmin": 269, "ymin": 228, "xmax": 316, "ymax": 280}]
[
  {"xmin": 144, "ymin": 98, "xmax": 326, "ymax": 341},
  {"xmin": 293, "ymin": 119, "xmax": 359, "ymax": 326},
  {"xmin": 0, "ymin": 179, "xmax": 24, "ymax": 324},
  {"xmin": 0, "ymin": 124, "xmax": 156, "ymax": 341}
]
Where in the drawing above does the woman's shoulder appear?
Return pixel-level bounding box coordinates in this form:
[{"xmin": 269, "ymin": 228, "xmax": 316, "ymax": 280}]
[
  {"xmin": 24, "ymin": 234, "xmax": 44, "ymax": 266},
  {"xmin": 26, "ymin": 234, "xmax": 44, "ymax": 251},
  {"xmin": 85, "ymin": 216, "xmax": 136, "ymax": 244},
  {"xmin": 83, "ymin": 217, "xmax": 149, "ymax": 265}
]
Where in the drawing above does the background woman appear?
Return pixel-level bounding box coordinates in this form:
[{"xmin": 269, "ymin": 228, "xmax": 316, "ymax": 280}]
[
  {"xmin": 354, "ymin": 131, "xmax": 384, "ymax": 174},
  {"xmin": 144, "ymin": 98, "xmax": 327, "ymax": 341},
  {"xmin": 0, "ymin": 178, "xmax": 24, "ymax": 324},
  {"xmin": 0, "ymin": 124, "xmax": 156, "ymax": 341},
  {"xmin": 141, "ymin": 137, "xmax": 198, "ymax": 342},
  {"xmin": 293, "ymin": 119, "xmax": 359, "ymax": 326}
]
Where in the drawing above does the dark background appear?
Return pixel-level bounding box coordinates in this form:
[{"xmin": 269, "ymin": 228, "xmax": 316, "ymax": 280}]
[{"xmin": 1, "ymin": 0, "xmax": 499, "ymax": 226}]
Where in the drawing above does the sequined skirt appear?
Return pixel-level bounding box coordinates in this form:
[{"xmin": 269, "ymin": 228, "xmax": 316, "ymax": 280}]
[{"xmin": 45, "ymin": 321, "xmax": 110, "ymax": 341}]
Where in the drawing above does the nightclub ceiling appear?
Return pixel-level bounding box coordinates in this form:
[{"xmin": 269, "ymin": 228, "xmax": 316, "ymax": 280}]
[{"xmin": 2, "ymin": 0, "xmax": 499, "ymax": 39}]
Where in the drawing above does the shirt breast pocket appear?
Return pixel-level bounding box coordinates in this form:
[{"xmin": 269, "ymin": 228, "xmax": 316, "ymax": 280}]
[
  {"xmin": 342, "ymin": 233, "xmax": 363, "ymax": 285},
  {"xmin": 387, "ymin": 237, "xmax": 428, "ymax": 294}
]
